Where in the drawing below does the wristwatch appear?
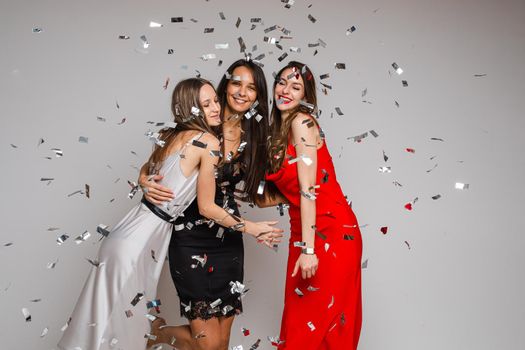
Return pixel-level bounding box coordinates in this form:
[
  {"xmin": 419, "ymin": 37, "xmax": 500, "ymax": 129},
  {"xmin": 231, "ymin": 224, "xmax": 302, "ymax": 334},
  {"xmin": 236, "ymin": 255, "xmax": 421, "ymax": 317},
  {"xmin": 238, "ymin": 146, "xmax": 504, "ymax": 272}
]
[{"xmin": 301, "ymin": 247, "xmax": 315, "ymax": 255}]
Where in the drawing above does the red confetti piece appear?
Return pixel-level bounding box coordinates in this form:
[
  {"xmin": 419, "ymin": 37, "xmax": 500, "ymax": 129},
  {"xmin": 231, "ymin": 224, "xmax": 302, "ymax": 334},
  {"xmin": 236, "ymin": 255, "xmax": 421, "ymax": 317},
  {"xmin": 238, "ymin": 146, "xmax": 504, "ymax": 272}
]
[
  {"xmin": 242, "ymin": 327, "xmax": 250, "ymax": 336},
  {"xmin": 208, "ymin": 266, "xmax": 214, "ymax": 273},
  {"xmin": 405, "ymin": 148, "xmax": 415, "ymax": 153},
  {"xmin": 404, "ymin": 203, "xmax": 412, "ymax": 210},
  {"xmin": 380, "ymin": 226, "xmax": 388, "ymax": 234}
]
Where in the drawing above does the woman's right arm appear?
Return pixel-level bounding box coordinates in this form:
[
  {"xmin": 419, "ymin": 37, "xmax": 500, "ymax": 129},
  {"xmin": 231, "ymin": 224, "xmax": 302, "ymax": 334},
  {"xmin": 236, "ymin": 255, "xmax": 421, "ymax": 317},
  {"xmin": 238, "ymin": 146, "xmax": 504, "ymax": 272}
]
[
  {"xmin": 196, "ymin": 136, "xmax": 284, "ymax": 246},
  {"xmin": 138, "ymin": 162, "xmax": 175, "ymax": 205}
]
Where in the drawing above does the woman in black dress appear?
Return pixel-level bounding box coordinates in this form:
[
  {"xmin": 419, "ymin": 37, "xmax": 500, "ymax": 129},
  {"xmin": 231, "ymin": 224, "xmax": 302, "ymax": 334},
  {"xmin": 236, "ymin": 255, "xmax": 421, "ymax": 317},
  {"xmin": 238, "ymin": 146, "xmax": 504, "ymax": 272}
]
[{"xmin": 139, "ymin": 59, "xmax": 274, "ymax": 350}]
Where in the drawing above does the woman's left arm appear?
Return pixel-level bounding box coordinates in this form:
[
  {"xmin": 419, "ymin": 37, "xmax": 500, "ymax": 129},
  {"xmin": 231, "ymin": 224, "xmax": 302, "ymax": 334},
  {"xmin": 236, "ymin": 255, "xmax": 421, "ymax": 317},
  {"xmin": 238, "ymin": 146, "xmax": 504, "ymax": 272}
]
[{"xmin": 291, "ymin": 114, "xmax": 320, "ymax": 279}]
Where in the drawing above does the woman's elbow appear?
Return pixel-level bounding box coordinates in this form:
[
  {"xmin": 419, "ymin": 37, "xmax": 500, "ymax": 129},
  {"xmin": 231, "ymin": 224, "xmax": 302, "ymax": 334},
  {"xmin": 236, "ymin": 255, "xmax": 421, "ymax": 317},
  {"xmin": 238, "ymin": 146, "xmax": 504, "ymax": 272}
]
[{"xmin": 198, "ymin": 203, "xmax": 213, "ymax": 219}]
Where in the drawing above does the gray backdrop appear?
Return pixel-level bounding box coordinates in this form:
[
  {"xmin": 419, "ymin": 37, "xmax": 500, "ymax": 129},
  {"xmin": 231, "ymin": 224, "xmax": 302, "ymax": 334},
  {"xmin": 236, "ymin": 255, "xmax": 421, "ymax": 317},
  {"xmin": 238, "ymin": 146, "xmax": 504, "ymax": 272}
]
[{"xmin": 1, "ymin": 0, "xmax": 524, "ymax": 349}]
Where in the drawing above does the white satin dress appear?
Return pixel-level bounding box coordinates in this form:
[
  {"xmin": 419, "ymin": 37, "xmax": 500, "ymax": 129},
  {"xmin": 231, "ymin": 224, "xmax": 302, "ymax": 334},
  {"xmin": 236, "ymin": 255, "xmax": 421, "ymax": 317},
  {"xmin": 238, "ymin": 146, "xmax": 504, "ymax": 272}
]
[{"xmin": 58, "ymin": 134, "xmax": 203, "ymax": 350}]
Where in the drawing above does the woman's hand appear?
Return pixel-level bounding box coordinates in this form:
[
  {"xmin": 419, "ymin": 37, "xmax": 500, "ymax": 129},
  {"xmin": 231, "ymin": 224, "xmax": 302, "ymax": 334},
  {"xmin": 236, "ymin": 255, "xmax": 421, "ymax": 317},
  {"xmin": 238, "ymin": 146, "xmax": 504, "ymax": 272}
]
[
  {"xmin": 244, "ymin": 221, "xmax": 284, "ymax": 248},
  {"xmin": 292, "ymin": 253, "xmax": 319, "ymax": 279},
  {"xmin": 138, "ymin": 173, "xmax": 174, "ymax": 205}
]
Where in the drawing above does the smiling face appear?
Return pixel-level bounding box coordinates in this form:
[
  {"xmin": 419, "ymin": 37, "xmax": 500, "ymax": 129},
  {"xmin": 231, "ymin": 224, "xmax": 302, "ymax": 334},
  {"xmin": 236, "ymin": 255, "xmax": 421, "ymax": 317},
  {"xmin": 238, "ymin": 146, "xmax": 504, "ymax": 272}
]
[
  {"xmin": 225, "ymin": 66, "xmax": 257, "ymax": 115},
  {"xmin": 274, "ymin": 67, "xmax": 306, "ymax": 116},
  {"xmin": 199, "ymin": 83, "xmax": 221, "ymax": 126}
]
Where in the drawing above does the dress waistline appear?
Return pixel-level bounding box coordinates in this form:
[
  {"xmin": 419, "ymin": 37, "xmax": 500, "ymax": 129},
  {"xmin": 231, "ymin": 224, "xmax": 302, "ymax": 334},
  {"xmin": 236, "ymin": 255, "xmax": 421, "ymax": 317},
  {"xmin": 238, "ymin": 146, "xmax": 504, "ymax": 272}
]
[{"xmin": 141, "ymin": 197, "xmax": 174, "ymax": 223}]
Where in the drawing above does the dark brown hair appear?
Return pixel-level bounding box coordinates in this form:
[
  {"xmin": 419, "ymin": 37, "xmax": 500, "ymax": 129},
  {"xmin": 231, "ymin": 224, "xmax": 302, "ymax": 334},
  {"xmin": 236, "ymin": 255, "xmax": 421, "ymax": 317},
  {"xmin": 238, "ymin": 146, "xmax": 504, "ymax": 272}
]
[
  {"xmin": 267, "ymin": 61, "xmax": 318, "ymax": 175},
  {"xmin": 147, "ymin": 78, "xmax": 217, "ymax": 172},
  {"xmin": 217, "ymin": 59, "xmax": 270, "ymax": 203}
]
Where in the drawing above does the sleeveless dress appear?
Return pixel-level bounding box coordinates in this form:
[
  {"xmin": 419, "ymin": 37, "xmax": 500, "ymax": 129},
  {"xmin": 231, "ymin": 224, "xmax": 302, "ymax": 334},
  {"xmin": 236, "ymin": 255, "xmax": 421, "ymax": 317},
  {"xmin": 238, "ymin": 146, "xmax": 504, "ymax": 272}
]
[
  {"xmin": 266, "ymin": 139, "xmax": 363, "ymax": 350},
  {"xmin": 168, "ymin": 155, "xmax": 244, "ymax": 320},
  {"xmin": 58, "ymin": 133, "xmax": 204, "ymax": 350}
]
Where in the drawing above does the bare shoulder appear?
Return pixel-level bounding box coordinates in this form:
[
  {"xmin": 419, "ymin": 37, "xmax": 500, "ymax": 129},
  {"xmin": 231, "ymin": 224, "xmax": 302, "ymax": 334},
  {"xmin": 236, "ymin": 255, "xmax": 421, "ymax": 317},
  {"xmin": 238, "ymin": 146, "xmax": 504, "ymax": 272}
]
[
  {"xmin": 291, "ymin": 112, "xmax": 319, "ymax": 137},
  {"xmin": 198, "ymin": 132, "xmax": 220, "ymax": 149}
]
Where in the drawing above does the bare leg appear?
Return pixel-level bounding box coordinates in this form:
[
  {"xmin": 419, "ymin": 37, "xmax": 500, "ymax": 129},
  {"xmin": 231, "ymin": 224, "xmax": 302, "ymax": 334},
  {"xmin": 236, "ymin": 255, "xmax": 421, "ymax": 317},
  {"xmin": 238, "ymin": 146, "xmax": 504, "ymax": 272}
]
[
  {"xmin": 218, "ymin": 316, "xmax": 235, "ymax": 350},
  {"xmin": 189, "ymin": 317, "xmax": 222, "ymax": 350},
  {"xmin": 148, "ymin": 318, "xmax": 193, "ymax": 350}
]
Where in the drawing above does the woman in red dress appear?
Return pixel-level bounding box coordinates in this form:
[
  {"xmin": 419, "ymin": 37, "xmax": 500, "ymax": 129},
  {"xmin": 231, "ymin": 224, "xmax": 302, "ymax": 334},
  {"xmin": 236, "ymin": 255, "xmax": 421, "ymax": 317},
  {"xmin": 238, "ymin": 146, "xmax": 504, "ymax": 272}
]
[{"xmin": 262, "ymin": 61, "xmax": 362, "ymax": 350}]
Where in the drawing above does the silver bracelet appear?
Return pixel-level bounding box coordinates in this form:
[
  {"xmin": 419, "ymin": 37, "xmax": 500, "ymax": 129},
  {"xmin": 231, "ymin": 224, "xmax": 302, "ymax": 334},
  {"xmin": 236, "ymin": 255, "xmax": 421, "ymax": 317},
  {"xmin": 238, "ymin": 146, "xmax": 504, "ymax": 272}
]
[{"xmin": 301, "ymin": 247, "xmax": 315, "ymax": 255}]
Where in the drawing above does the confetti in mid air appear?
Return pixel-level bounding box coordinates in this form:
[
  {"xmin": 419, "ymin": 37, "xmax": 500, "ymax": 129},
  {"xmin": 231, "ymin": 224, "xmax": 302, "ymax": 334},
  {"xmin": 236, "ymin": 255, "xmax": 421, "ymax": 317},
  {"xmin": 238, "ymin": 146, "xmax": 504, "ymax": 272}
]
[
  {"xmin": 346, "ymin": 26, "xmax": 357, "ymax": 35},
  {"xmin": 455, "ymin": 182, "xmax": 469, "ymax": 190},
  {"xmin": 149, "ymin": 21, "xmax": 163, "ymax": 28},
  {"xmin": 392, "ymin": 62, "xmax": 403, "ymax": 75},
  {"xmin": 22, "ymin": 308, "xmax": 31, "ymax": 322}
]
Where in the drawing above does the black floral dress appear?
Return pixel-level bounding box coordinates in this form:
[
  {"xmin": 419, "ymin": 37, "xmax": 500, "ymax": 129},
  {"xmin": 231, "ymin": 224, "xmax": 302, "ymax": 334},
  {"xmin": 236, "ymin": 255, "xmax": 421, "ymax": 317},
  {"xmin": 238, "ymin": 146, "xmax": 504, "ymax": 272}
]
[{"xmin": 168, "ymin": 157, "xmax": 245, "ymax": 320}]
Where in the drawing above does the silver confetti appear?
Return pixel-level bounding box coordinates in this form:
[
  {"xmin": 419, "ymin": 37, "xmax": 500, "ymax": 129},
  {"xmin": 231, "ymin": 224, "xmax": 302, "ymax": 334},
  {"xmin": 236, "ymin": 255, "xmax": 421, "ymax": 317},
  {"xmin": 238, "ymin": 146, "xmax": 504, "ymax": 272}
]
[
  {"xmin": 140, "ymin": 35, "xmax": 149, "ymax": 49},
  {"xmin": 328, "ymin": 295, "xmax": 335, "ymax": 308},
  {"xmin": 74, "ymin": 231, "xmax": 91, "ymax": 244},
  {"xmin": 238, "ymin": 37, "xmax": 246, "ymax": 52},
  {"xmin": 210, "ymin": 298, "xmax": 222, "ymax": 308},
  {"xmin": 22, "ymin": 308, "xmax": 31, "ymax": 322},
  {"xmin": 346, "ymin": 26, "xmax": 357, "ymax": 35},
  {"xmin": 215, "ymin": 43, "xmax": 229, "ymax": 49},
  {"xmin": 86, "ymin": 258, "xmax": 103, "ymax": 267},
  {"xmin": 171, "ymin": 17, "xmax": 183, "ymax": 23},
  {"xmin": 455, "ymin": 182, "xmax": 469, "ymax": 190},
  {"xmin": 361, "ymin": 259, "xmax": 368, "ymax": 269},
  {"xmin": 257, "ymin": 180, "xmax": 265, "ymax": 195},
  {"xmin": 204, "ymin": 27, "xmax": 214, "ymax": 33},
  {"xmin": 300, "ymin": 190, "xmax": 316, "ymax": 200},
  {"xmin": 378, "ymin": 166, "xmax": 391, "ymax": 173},
  {"xmin": 191, "ymin": 254, "xmax": 207, "ymax": 268},
  {"xmin": 229, "ymin": 281, "xmax": 247, "ymax": 295},
  {"xmin": 97, "ymin": 224, "xmax": 110, "ymax": 237},
  {"xmin": 307, "ymin": 321, "xmax": 316, "ymax": 331},
  {"xmin": 201, "ymin": 53, "xmax": 216, "ymax": 61},
  {"xmin": 46, "ymin": 260, "xmax": 58, "ymax": 269},
  {"xmin": 149, "ymin": 21, "xmax": 163, "ymax": 28},
  {"xmin": 334, "ymin": 63, "xmax": 346, "ymax": 69},
  {"xmin": 51, "ymin": 148, "xmax": 63, "ymax": 157},
  {"xmin": 335, "ymin": 107, "xmax": 344, "ymax": 116},
  {"xmin": 392, "ymin": 62, "xmax": 403, "ymax": 75},
  {"xmin": 130, "ymin": 292, "xmax": 144, "ymax": 306},
  {"xmin": 145, "ymin": 130, "xmax": 166, "ymax": 147},
  {"xmin": 40, "ymin": 327, "xmax": 49, "ymax": 338},
  {"xmin": 56, "ymin": 234, "xmax": 69, "ymax": 245}
]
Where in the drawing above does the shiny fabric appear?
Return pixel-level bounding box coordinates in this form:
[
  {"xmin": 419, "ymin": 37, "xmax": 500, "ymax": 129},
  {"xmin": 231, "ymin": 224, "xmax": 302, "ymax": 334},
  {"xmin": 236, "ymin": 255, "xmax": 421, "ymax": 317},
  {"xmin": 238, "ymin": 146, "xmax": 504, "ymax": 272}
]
[
  {"xmin": 168, "ymin": 156, "xmax": 244, "ymax": 320},
  {"xmin": 58, "ymin": 137, "xmax": 201, "ymax": 350},
  {"xmin": 266, "ymin": 140, "xmax": 363, "ymax": 350}
]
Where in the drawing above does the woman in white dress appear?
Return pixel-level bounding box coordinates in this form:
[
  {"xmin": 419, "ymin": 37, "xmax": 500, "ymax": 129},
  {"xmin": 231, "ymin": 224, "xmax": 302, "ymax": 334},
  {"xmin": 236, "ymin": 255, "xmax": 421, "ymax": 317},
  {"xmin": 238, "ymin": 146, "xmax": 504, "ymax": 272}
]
[{"xmin": 57, "ymin": 78, "xmax": 282, "ymax": 350}]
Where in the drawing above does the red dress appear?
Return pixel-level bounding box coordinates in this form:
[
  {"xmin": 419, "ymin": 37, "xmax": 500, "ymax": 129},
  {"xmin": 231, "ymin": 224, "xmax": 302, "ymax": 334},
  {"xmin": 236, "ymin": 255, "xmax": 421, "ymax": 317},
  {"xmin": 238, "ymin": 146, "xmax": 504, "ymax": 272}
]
[{"xmin": 266, "ymin": 139, "xmax": 362, "ymax": 350}]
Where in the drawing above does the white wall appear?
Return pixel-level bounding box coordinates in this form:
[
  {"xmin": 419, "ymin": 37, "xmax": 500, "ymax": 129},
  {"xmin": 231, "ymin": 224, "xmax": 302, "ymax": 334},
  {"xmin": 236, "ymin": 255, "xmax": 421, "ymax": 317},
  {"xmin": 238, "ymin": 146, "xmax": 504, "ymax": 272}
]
[{"xmin": 1, "ymin": 0, "xmax": 524, "ymax": 349}]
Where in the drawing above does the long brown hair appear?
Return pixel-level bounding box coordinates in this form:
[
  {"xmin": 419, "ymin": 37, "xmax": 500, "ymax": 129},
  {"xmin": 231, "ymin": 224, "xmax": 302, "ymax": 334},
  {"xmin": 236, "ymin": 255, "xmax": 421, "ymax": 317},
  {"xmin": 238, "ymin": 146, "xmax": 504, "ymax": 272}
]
[
  {"xmin": 217, "ymin": 59, "xmax": 270, "ymax": 203},
  {"xmin": 147, "ymin": 78, "xmax": 217, "ymax": 172},
  {"xmin": 267, "ymin": 61, "xmax": 318, "ymax": 175}
]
